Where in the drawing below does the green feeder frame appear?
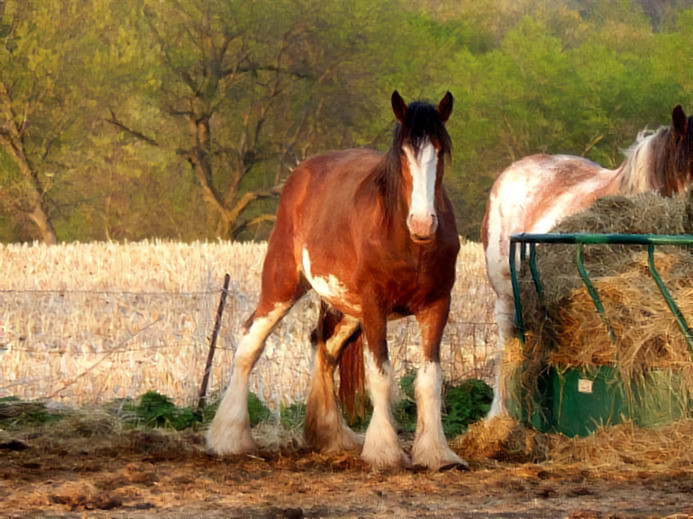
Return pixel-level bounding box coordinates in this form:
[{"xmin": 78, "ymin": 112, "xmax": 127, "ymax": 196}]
[{"xmin": 508, "ymin": 233, "xmax": 693, "ymax": 436}]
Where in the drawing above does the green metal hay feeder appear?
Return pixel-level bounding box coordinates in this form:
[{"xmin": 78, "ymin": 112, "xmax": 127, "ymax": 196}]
[{"xmin": 508, "ymin": 233, "xmax": 693, "ymax": 437}]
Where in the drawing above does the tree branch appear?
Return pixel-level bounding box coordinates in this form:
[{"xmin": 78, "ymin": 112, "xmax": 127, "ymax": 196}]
[
  {"xmin": 231, "ymin": 213, "xmax": 277, "ymax": 239},
  {"xmin": 105, "ymin": 110, "xmax": 160, "ymax": 146}
]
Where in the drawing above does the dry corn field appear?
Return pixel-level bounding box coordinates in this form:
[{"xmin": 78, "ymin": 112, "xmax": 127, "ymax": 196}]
[{"xmin": 0, "ymin": 240, "xmax": 497, "ymax": 409}]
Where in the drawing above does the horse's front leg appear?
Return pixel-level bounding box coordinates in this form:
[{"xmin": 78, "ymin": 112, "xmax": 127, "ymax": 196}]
[
  {"xmin": 360, "ymin": 307, "xmax": 408, "ymax": 469},
  {"xmin": 206, "ymin": 301, "xmax": 291, "ymax": 455},
  {"xmin": 413, "ymin": 297, "xmax": 467, "ymax": 470}
]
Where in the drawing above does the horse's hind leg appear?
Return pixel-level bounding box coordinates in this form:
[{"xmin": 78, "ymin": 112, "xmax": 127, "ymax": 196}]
[
  {"xmin": 487, "ymin": 293, "xmax": 514, "ymax": 419},
  {"xmin": 305, "ymin": 307, "xmax": 363, "ymax": 453},
  {"xmin": 206, "ymin": 301, "xmax": 291, "ymax": 455}
]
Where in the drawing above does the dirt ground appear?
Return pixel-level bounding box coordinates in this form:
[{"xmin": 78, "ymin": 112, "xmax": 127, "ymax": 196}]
[{"xmin": 2, "ymin": 422, "xmax": 693, "ymax": 519}]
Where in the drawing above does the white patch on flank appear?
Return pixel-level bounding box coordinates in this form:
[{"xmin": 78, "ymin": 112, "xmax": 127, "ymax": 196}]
[
  {"xmin": 403, "ymin": 141, "xmax": 438, "ymax": 229},
  {"xmin": 412, "ymin": 361, "xmax": 464, "ymax": 469},
  {"xmin": 206, "ymin": 302, "xmax": 289, "ymax": 455},
  {"xmin": 361, "ymin": 350, "xmax": 403, "ymax": 468},
  {"xmin": 301, "ymin": 248, "xmax": 361, "ymax": 313}
]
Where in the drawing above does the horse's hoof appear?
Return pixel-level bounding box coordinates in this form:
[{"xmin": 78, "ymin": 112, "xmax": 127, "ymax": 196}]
[
  {"xmin": 361, "ymin": 447, "xmax": 408, "ymax": 471},
  {"xmin": 401, "ymin": 451, "xmax": 413, "ymax": 468},
  {"xmin": 439, "ymin": 459, "xmax": 470, "ymax": 472},
  {"xmin": 412, "ymin": 444, "xmax": 468, "ymax": 471}
]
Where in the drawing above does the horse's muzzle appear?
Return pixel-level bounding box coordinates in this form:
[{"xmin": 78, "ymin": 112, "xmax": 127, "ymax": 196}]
[{"xmin": 407, "ymin": 213, "xmax": 438, "ymax": 243}]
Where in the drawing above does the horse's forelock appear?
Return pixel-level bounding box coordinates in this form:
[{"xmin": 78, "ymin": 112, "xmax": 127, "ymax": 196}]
[{"xmin": 394, "ymin": 102, "xmax": 452, "ymax": 157}]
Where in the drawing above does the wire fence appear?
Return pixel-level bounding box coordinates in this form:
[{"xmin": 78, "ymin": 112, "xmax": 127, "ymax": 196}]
[{"xmin": 0, "ymin": 241, "xmax": 497, "ymax": 411}]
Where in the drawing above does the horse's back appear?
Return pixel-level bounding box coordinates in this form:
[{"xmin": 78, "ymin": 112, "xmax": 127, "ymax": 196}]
[{"xmin": 482, "ymin": 153, "xmax": 619, "ymax": 296}]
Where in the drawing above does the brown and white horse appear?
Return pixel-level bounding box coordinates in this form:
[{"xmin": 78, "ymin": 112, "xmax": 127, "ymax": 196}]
[
  {"xmin": 207, "ymin": 91, "xmax": 464, "ymax": 470},
  {"xmin": 481, "ymin": 105, "xmax": 693, "ymax": 418}
]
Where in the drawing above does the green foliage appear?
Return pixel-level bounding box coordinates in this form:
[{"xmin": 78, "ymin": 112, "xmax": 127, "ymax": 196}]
[
  {"xmin": 247, "ymin": 392, "xmax": 271, "ymax": 426},
  {"xmin": 124, "ymin": 392, "xmax": 200, "ymax": 431},
  {"xmin": 122, "ymin": 391, "xmax": 270, "ymax": 430},
  {"xmin": 1, "ymin": 0, "xmax": 691, "ymax": 243},
  {"xmin": 280, "ymin": 402, "xmax": 306, "ymax": 429},
  {"xmin": 0, "ymin": 397, "xmax": 65, "ymax": 430},
  {"xmin": 442, "ymin": 379, "xmax": 493, "ymax": 438},
  {"xmin": 393, "ymin": 370, "xmax": 418, "ymax": 433},
  {"xmin": 0, "ymin": 392, "xmax": 274, "ymax": 433}
]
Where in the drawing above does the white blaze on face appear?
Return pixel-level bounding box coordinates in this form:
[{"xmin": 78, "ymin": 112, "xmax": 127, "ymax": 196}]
[{"xmin": 403, "ymin": 140, "xmax": 438, "ymax": 240}]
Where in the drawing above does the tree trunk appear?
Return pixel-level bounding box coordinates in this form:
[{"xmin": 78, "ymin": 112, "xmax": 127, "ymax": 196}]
[{"xmin": 0, "ymin": 83, "xmax": 59, "ymax": 244}]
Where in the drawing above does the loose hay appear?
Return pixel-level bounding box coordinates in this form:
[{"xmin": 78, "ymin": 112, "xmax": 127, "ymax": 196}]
[
  {"xmin": 452, "ymin": 416, "xmax": 546, "ymax": 463},
  {"xmin": 547, "ymin": 420, "xmax": 693, "ymax": 470},
  {"xmin": 454, "ymin": 415, "xmax": 693, "ymax": 471}
]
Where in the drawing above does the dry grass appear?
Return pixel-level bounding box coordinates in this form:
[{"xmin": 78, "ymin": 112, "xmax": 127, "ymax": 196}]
[{"xmin": 0, "ymin": 239, "xmax": 496, "ymax": 408}]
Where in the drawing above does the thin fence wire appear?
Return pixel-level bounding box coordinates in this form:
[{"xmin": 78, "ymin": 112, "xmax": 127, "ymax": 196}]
[{"xmin": 0, "ymin": 240, "xmax": 497, "ymax": 410}]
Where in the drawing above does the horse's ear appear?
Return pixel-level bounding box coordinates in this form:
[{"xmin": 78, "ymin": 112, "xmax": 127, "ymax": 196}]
[
  {"xmin": 673, "ymin": 105, "xmax": 688, "ymax": 136},
  {"xmin": 391, "ymin": 91, "xmax": 408, "ymax": 123},
  {"xmin": 437, "ymin": 91, "xmax": 453, "ymax": 124}
]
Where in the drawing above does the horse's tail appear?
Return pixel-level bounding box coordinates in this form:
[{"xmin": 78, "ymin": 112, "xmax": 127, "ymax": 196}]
[
  {"xmin": 338, "ymin": 329, "xmax": 366, "ymax": 425},
  {"xmin": 312, "ymin": 301, "xmax": 366, "ymax": 425}
]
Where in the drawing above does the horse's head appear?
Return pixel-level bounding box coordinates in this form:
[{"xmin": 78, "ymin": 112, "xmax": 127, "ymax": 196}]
[
  {"xmin": 669, "ymin": 105, "xmax": 693, "ymax": 195},
  {"xmin": 391, "ymin": 90, "xmax": 453, "ymax": 243}
]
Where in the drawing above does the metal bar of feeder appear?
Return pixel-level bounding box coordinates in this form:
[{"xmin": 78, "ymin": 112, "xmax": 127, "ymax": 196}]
[
  {"xmin": 511, "ymin": 232, "xmax": 693, "ymax": 246},
  {"xmin": 509, "ymin": 240, "xmax": 525, "ymax": 348},
  {"xmin": 575, "ymin": 242, "xmax": 617, "ymax": 345},
  {"xmin": 528, "ymin": 243, "xmax": 544, "ymax": 301},
  {"xmin": 647, "ymin": 244, "xmax": 693, "ymax": 355}
]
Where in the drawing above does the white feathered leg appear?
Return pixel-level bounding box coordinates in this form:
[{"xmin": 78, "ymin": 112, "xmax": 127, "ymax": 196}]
[
  {"xmin": 206, "ymin": 303, "xmax": 289, "ymax": 455},
  {"xmin": 360, "ymin": 352, "xmax": 405, "ymax": 469},
  {"xmin": 412, "ymin": 361, "xmax": 466, "ymax": 469}
]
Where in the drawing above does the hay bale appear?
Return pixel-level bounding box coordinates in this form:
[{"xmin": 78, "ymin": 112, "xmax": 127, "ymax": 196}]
[
  {"xmin": 548, "ymin": 253, "xmax": 693, "ymax": 376},
  {"xmin": 527, "ymin": 191, "xmax": 692, "ymax": 307}
]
